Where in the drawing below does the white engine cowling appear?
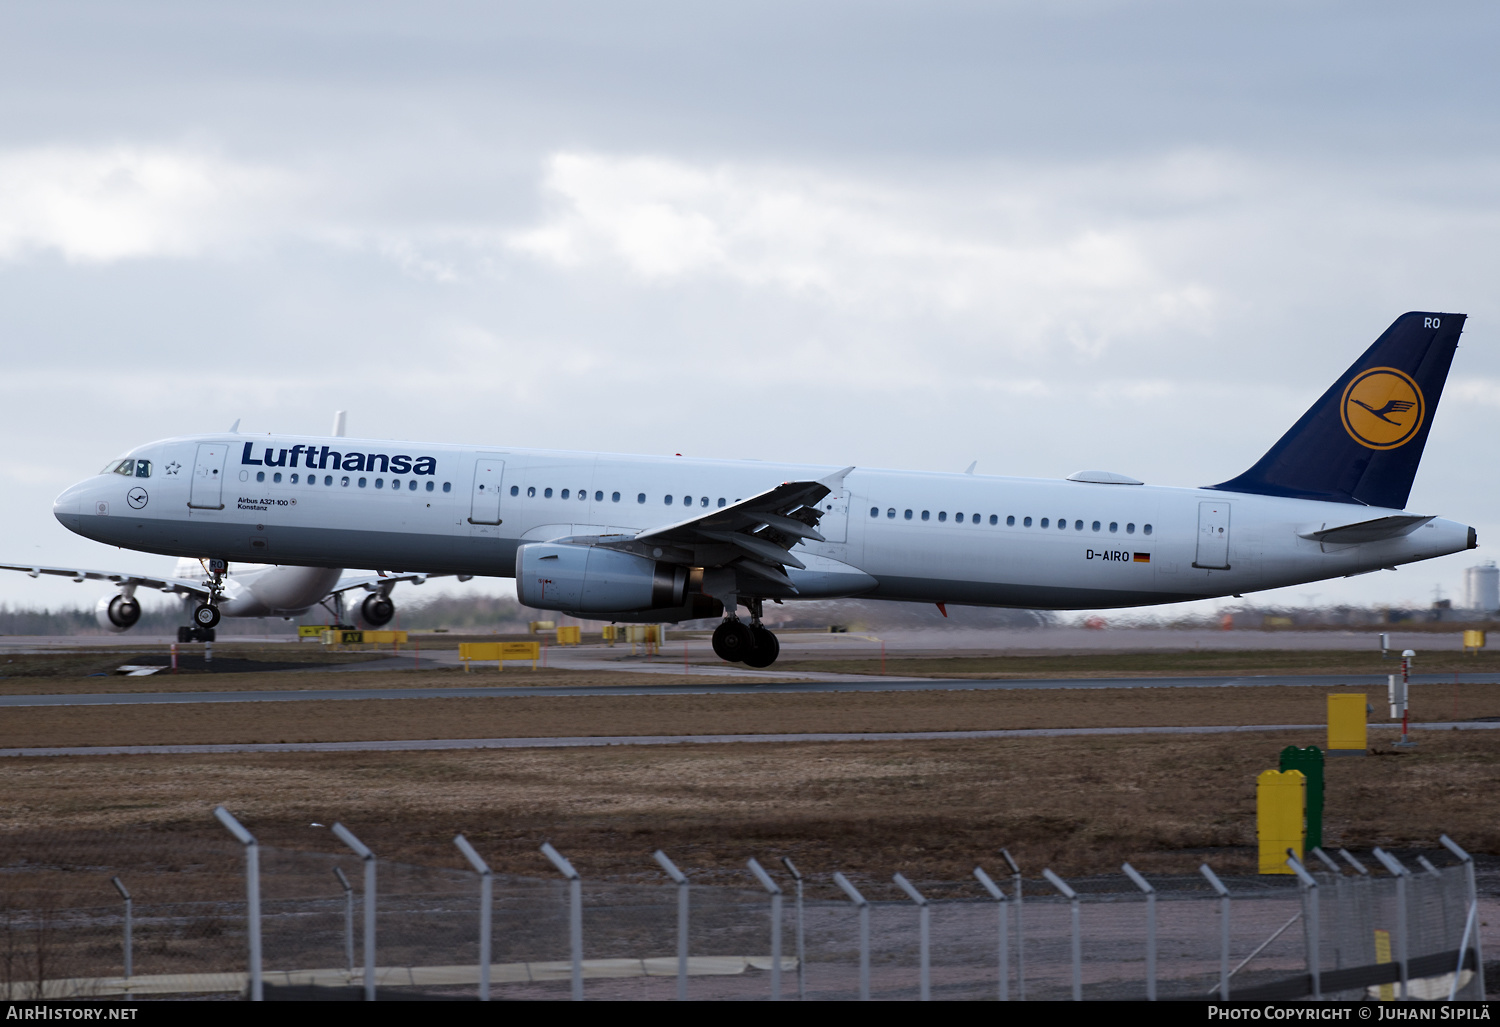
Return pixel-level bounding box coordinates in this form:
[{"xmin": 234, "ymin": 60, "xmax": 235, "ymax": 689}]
[
  {"xmin": 95, "ymin": 593, "xmax": 142, "ymax": 632},
  {"xmin": 516, "ymin": 543, "xmax": 688, "ymax": 613}
]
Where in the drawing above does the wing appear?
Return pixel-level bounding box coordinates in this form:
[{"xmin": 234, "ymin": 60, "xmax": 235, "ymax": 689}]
[
  {"xmin": 595, "ymin": 467, "xmax": 853, "ymax": 591},
  {"xmin": 0, "ymin": 562, "xmax": 212, "ymax": 598},
  {"xmin": 327, "ymin": 571, "xmax": 457, "ymax": 596}
]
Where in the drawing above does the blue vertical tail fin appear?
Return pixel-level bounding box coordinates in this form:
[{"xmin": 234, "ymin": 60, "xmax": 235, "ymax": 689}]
[{"xmin": 1210, "ymin": 311, "xmax": 1465, "ymax": 510}]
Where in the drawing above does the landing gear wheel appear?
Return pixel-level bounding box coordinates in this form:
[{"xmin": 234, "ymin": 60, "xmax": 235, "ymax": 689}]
[
  {"xmin": 712, "ymin": 619, "xmax": 754, "ymax": 662},
  {"xmin": 193, "ymin": 603, "xmax": 221, "ymax": 629},
  {"xmin": 742, "ymin": 626, "xmax": 780, "ymax": 668}
]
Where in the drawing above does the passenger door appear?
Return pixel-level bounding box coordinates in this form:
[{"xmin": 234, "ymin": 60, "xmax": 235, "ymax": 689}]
[
  {"xmin": 188, "ymin": 444, "xmax": 227, "ymax": 510},
  {"xmin": 468, "ymin": 455, "xmax": 506, "ymax": 535},
  {"xmin": 1194, "ymin": 501, "xmax": 1231, "ymax": 569}
]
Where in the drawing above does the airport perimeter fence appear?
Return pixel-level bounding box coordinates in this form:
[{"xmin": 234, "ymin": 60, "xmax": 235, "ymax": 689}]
[{"xmin": 0, "ymin": 815, "xmax": 1486, "ymax": 1001}]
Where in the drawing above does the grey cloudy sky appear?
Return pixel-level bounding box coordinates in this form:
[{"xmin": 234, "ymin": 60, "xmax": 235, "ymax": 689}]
[{"xmin": 2, "ymin": 1, "xmax": 1498, "ymax": 616}]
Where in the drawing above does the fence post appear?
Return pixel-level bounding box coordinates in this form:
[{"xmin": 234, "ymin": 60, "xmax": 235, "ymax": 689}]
[
  {"xmin": 540, "ymin": 842, "xmax": 583, "ymax": 1001},
  {"xmin": 1200, "ymin": 864, "xmax": 1231, "ymax": 1001},
  {"xmin": 973, "ymin": 867, "xmax": 1009, "ymax": 1001},
  {"xmin": 653, "ymin": 850, "xmax": 689, "ymax": 1001},
  {"xmin": 892, "ymin": 873, "xmax": 930, "ymax": 1001},
  {"xmin": 1286, "ymin": 852, "xmax": 1321, "ymax": 999},
  {"xmin": 454, "ymin": 835, "xmax": 492, "ymax": 1002},
  {"xmin": 832, "ymin": 873, "xmax": 870, "ymax": 1001},
  {"xmin": 110, "ymin": 877, "xmax": 132, "ymax": 984},
  {"xmin": 1441, "ymin": 835, "xmax": 1485, "ymax": 998},
  {"xmin": 1310, "ymin": 848, "xmax": 1343, "ymax": 970},
  {"xmin": 1121, "ymin": 863, "xmax": 1156, "ymax": 1001},
  {"xmin": 212, "ymin": 806, "xmax": 261, "ymax": 1002},
  {"xmin": 332, "ymin": 823, "xmax": 377, "ymax": 1001},
  {"xmin": 1043, "ymin": 869, "xmax": 1081, "ymax": 1001},
  {"xmin": 747, "ymin": 858, "xmax": 783, "ymax": 1001},
  {"xmin": 1001, "ymin": 848, "xmax": 1024, "ymax": 1000},
  {"xmin": 781, "ymin": 857, "xmax": 806, "ymax": 1001},
  {"xmin": 332, "ymin": 867, "xmax": 354, "ymax": 975},
  {"xmin": 1372, "ymin": 848, "xmax": 1411, "ymax": 1000}
]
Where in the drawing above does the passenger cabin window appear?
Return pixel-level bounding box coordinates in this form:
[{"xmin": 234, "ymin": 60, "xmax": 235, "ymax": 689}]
[
  {"xmin": 870, "ymin": 506, "xmax": 879, "ymax": 518},
  {"xmin": 717, "ymin": 498, "xmax": 726, "ymax": 508},
  {"xmin": 1006, "ymin": 515, "xmax": 1014, "ymax": 526},
  {"xmin": 286, "ymin": 473, "xmax": 297, "ymax": 484},
  {"xmin": 256, "ymin": 471, "xmax": 265, "ymax": 482},
  {"xmin": 612, "ymin": 492, "xmax": 621, "ymax": 502},
  {"xmin": 1040, "ymin": 518, "xmax": 1049, "ymax": 528},
  {"xmin": 1023, "ymin": 516, "xmax": 1031, "ymax": 527},
  {"xmin": 683, "ymin": 496, "xmax": 691, "ymax": 506},
  {"xmin": 887, "ymin": 508, "xmax": 896, "ymax": 519},
  {"xmin": 561, "ymin": 489, "xmax": 570, "ymax": 499},
  {"xmin": 921, "ymin": 510, "xmax": 930, "ymax": 521},
  {"xmin": 425, "ymin": 481, "xmax": 434, "ymax": 491},
  {"xmin": 955, "ymin": 513, "xmax": 964, "ymax": 523},
  {"xmin": 341, "ymin": 476, "xmax": 350, "ymax": 487},
  {"xmin": 544, "ymin": 488, "xmax": 553, "ymax": 498},
  {"xmin": 375, "ymin": 478, "xmax": 384, "ymax": 489},
  {"xmin": 1092, "ymin": 521, "xmax": 1100, "ymax": 531},
  {"xmin": 442, "ymin": 482, "xmax": 451, "ymax": 492},
  {"xmin": 904, "ymin": 509, "xmax": 913, "ymax": 520},
  {"xmin": 596, "ymin": 491, "xmax": 604, "ymax": 502},
  {"xmin": 1058, "ymin": 518, "xmax": 1067, "ymax": 530},
  {"xmin": 637, "ymin": 493, "xmax": 646, "ymax": 503},
  {"xmin": 510, "ymin": 486, "xmax": 519, "ymax": 496},
  {"xmin": 1109, "ymin": 522, "xmax": 1118, "ymax": 532},
  {"xmin": 579, "ymin": 490, "xmax": 587, "ymax": 501},
  {"xmin": 665, "ymin": 495, "xmax": 674, "ymax": 505},
  {"xmin": 359, "ymin": 477, "xmax": 368, "ymax": 488},
  {"xmin": 1126, "ymin": 522, "xmax": 1135, "ymax": 534},
  {"xmin": 273, "ymin": 472, "xmax": 282, "ymax": 483},
  {"xmin": 938, "ymin": 511, "xmax": 947, "ymax": 522},
  {"xmin": 1074, "ymin": 520, "xmax": 1083, "ymax": 531},
  {"xmin": 1144, "ymin": 524, "xmax": 1153, "ymax": 535},
  {"xmin": 990, "ymin": 515, "xmax": 998, "ymax": 525}
]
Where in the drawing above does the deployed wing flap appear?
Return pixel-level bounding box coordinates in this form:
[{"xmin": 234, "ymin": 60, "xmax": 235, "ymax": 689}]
[
  {"xmin": 328, "ymin": 571, "xmax": 445, "ymax": 596},
  {"xmin": 1298, "ymin": 515, "xmax": 1434, "ymax": 545},
  {"xmin": 629, "ymin": 466, "xmax": 854, "ymax": 571}
]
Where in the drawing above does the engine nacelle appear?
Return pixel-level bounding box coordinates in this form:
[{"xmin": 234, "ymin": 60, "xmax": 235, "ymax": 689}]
[
  {"xmin": 95, "ymin": 593, "xmax": 142, "ymax": 632},
  {"xmin": 361, "ymin": 593, "xmax": 395, "ymax": 627},
  {"xmin": 516, "ymin": 543, "xmax": 687, "ymax": 613}
]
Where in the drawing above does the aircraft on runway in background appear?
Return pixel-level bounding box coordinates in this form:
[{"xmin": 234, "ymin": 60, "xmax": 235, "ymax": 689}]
[
  {"xmin": 49, "ymin": 312, "xmax": 1476, "ymax": 667},
  {"xmin": 0, "ymin": 557, "xmax": 448, "ymax": 642}
]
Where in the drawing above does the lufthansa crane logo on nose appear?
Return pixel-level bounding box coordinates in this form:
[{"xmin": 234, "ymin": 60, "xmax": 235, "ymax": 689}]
[
  {"xmin": 126, "ymin": 487, "xmax": 149, "ymax": 509},
  {"xmin": 1340, "ymin": 367, "xmax": 1424, "ymax": 450}
]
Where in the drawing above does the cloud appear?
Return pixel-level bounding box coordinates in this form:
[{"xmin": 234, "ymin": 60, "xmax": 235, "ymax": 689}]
[
  {"xmin": 505, "ymin": 152, "xmax": 1216, "ymax": 356},
  {"xmin": 0, "ymin": 146, "xmax": 295, "ymax": 262}
]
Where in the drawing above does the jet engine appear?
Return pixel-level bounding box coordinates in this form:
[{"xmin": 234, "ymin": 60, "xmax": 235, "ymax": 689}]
[
  {"xmin": 361, "ymin": 593, "xmax": 395, "ymax": 627},
  {"xmin": 95, "ymin": 593, "xmax": 142, "ymax": 632},
  {"xmin": 515, "ymin": 543, "xmax": 687, "ymax": 613}
]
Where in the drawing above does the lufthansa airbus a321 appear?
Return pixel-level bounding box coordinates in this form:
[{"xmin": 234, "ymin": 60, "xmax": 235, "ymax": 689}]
[{"xmin": 49, "ymin": 312, "xmax": 1477, "ymax": 667}]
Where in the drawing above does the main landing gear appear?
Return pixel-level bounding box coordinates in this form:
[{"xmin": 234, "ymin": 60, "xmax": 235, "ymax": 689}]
[{"xmin": 711, "ymin": 598, "xmax": 780, "ymax": 668}]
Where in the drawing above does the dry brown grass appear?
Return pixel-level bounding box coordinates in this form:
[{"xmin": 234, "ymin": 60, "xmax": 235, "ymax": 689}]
[
  {"xmin": 776, "ymin": 648, "xmax": 1500, "ymax": 677},
  {"xmin": 1, "ymin": 681, "xmax": 1494, "ymax": 748},
  {"xmin": 2, "ymin": 730, "xmax": 1496, "ymax": 894}
]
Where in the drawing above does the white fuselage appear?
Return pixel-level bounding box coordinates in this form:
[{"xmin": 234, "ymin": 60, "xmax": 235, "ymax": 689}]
[{"xmin": 54, "ymin": 433, "xmax": 1474, "ymax": 611}]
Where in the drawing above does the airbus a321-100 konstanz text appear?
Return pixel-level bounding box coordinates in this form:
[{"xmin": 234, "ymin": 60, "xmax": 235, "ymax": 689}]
[{"xmin": 50, "ymin": 312, "xmax": 1476, "ymax": 667}]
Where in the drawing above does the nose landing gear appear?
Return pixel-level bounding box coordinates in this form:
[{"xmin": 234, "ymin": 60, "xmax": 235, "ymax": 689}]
[
  {"xmin": 181, "ymin": 557, "xmax": 226, "ymax": 642},
  {"xmin": 711, "ymin": 597, "xmax": 780, "ymax": 667}
]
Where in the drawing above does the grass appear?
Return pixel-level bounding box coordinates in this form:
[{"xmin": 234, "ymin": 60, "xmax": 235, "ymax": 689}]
[
  {"xmin": 774, "ymin": 649, "xmax": 1500, "ymax": 678},
  {"xmin": 1, "ymin": 730, "xmax": 1495, "ymax": 899}
]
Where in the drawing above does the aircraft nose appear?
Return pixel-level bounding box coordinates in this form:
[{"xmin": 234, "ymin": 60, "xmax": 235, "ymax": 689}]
[{"xmin": 53, "ymin": 479, "xmax": 94, "ymax": 532}]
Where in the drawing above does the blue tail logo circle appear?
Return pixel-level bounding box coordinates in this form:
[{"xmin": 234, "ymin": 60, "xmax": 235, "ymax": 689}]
[{"xmin": 1341, "ymin": 367, "xmax": 1424, "ymax": 450}]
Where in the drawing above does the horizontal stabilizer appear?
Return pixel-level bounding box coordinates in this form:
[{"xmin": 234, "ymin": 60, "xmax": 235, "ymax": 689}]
[{"xmin": 1298, "ymin": 515, "xmax": 1434, "ymax": 545}]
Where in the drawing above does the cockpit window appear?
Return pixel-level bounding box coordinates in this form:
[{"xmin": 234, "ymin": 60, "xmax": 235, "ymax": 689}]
[
  {"xmin": 134, "ymin": 460, "xmax": 151, "ymax": 478},
  {"xmin": 104, "ymin": 460, "xmax": 136, "ymax": 477}
]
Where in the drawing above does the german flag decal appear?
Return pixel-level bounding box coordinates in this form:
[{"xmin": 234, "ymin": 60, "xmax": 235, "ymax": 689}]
[{"xmin": 1133, "ymin": 553, "xmax": 1151, "ymax": 563}]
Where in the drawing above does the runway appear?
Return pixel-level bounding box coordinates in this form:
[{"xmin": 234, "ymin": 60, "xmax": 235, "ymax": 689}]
[
  {"xmin": 0, "ymin": 720, "xmax": 1491, "ymax": 757},
  {"xmin": 3, "ymin": 671, "xmax": 1497, "ymax": 707}
]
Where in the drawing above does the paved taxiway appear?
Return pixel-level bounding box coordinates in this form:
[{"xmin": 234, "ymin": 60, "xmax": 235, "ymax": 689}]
[{"xmin": 5, "ymin": 671, "xmax": 1500, "ymax": 707}]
